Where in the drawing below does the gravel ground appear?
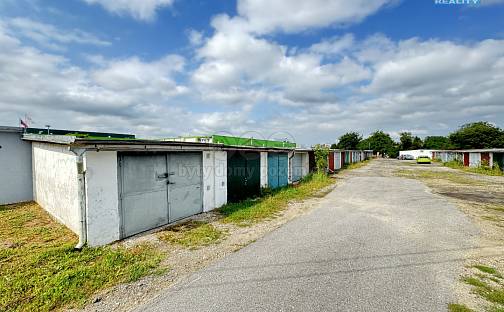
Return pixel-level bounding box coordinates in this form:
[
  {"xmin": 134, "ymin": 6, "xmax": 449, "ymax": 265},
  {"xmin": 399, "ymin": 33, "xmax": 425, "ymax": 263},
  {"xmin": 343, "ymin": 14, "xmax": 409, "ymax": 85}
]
[
  {"xmin": 80, "ymin": 183, "xmax": 337, "ymax": 312},
  {"xmin": 393, "ymin": 160, "xmax": 504, "ymax": 311},
  {"xmin": 133, "ymin": 159, "xmax": 479, "ymax": 312}
]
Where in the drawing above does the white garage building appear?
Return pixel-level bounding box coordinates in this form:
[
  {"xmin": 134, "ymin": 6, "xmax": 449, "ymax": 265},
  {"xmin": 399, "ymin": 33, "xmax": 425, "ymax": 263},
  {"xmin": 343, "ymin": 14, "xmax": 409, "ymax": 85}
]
[
  {"xmin": 24, "ymin": 134, "xmax": 298, "ymax": 246},
  {"xmin": 25, "ymin": 134, "xmax": 229, "ymax": 247}
]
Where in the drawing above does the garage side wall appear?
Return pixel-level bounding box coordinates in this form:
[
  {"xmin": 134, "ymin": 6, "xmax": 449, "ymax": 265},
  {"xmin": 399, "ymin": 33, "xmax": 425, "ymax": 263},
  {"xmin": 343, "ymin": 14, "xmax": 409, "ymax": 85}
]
[
  {"xmin": 203, "ymin": 151, "xmax": 227, "ymax": 212},
  {"xmin": 85, "ymin": 151, "xmax": 120, "ymax": 246},
  {"xmin": 32, "ymin": 142, "xmax": 80, "ymax": 234},
  {"xmin": 260, "ymin": 152, "xmax": 268, "ymax": 188},
  {"xmin": 0, "ymin": 132, "xmax": 33, "ymax": 204},
  {"xmin": 302, "ymin": 153, "xmax": 309, "ymax": 178}
]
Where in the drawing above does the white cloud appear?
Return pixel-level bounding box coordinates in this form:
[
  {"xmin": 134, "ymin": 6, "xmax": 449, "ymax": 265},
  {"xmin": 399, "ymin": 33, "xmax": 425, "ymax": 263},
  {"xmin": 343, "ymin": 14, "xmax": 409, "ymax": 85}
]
[
  {"xmin": 193, "ymin": 28, "xmax": 370, "ymax": 106},
  {"xmin": 83, "ymin": 0, "xmax": 174, "ymax": 21},
  {"xmin": 235, "ymin": 0, "xmax": 395, "ymax": 34},
  {"xmin": 264, "ymin": 36, "xmax": 504, "ymax": 143},
  {"xmin": 187, "ymin": 29, "xmax": 204, "ymax": 46},
  {"xmin": 5, "ymin": 17, "xmax": 110, "ymax": 50},
  {"xmin": 310, "ymin": 34, "xmax": 355, "ymax": 56},
  {"xmin": 92, "ymin": 55, "xmax": 186, "ymax": 93},
  {"xmin": 0, "ymin": 24, "xmax": 194, "ymax": 137}
]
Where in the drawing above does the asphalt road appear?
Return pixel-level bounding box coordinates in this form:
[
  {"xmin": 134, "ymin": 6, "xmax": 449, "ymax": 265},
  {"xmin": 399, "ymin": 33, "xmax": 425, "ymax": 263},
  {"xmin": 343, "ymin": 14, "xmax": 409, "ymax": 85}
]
[{"xmin": 136, "ymin": 160, "xmax": 478, "ymax": 312}]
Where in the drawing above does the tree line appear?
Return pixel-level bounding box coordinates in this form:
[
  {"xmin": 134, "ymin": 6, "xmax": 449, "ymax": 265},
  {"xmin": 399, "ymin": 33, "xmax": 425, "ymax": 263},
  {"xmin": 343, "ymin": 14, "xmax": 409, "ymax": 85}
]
[{"xmin": 330, "ymin": 122, "xmax": 504, "ymax": 158}]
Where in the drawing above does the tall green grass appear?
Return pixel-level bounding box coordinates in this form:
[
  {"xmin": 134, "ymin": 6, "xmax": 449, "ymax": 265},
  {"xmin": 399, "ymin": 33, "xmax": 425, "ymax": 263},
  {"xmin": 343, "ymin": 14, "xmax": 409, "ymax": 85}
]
[
  {"xmin": 219, "ymin": 173, "xmax": 334, "ymax": 226},
  {"xmin": 444, "ymin": 160, "xmax": 503, "ymax": 176},
  {"xmin": 0, "ymin": 202, "xmax": 163, "ymax": 312}
]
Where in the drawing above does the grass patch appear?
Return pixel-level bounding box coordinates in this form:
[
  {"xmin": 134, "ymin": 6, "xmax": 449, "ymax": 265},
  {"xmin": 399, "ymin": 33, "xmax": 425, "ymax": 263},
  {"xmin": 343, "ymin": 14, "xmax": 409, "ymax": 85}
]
[
  {"xmin": 220, "ymin": 172, "xmax": 334, "ymax": 226},
  {"xmin": 444, "ymin": 160, "xmax": 504, "ymax": 177},
  {"xmin": 484, "ymin": 204, "xmax": 504, "ymax": 213},
  {"xmin": 343, "ymin": 159, "xmax": 371, "ymax": 170},
  {"xmin": 481, "ymin": 215, "xmax": 504, "ymax": 222},
  {"xmin": 464, "ymin": 276, "xmax": 490, "ymax": 288},
  {"xmin": 473, "ymin": 265, "xmax": 503, "ymax": 278},
  {"xmin": 395, "ymin": 169, "xmax": 485, "ymax": 186},
  {"xmin": 448, "ymin": 303, "xmax": 474, "ymax": 312},
  {"xmin": 463, "ymin": 268, "xmax": 504, "ymax": 309},
  {"xmin": 158, "ymin": 221, "xmax": 225, "ymax": 249},
  {"xmin": 0, "ymin": 202, "xmax": 163, "ymax": 312}
]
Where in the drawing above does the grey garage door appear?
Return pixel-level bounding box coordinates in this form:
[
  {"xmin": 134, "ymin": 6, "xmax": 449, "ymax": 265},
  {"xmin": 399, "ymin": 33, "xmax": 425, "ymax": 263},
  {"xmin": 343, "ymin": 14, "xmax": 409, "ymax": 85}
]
[
  {"xmin": 292, "ymin": 153, "xmax": 303, "ymax": 182},
  {"xmin": 119, "ymin": 152, "xmax": 203, "ymax": 238}
]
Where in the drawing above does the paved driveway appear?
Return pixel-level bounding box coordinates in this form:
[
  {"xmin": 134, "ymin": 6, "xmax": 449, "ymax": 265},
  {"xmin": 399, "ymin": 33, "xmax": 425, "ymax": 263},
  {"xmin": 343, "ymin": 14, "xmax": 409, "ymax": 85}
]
[{"xmin": 136, "ymin": 160, "xmax": 478, "ymax": 312}]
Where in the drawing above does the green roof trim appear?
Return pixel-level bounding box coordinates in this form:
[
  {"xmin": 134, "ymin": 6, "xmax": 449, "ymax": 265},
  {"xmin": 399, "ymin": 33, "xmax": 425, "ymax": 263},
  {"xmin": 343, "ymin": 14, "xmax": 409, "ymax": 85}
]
[{"xmin": 211, "ymin": 135, "xmax": 296, "ymax": 149}]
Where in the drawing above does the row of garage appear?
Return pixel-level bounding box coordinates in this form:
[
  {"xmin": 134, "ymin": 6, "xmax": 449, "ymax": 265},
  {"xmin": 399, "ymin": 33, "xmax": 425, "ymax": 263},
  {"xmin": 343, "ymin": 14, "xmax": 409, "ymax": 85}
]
[
  {"xmin": 18, "ymin": 134, "xmax": 319, "ymax": 246},
  {"xmin": 1, "ymin": 128, "xmax": 370, "ymax": 246},
  {"xmin": 432, "ymin": 149, "xmax": 504, "ymax": 169},
  {"xmin": 328, "ymin": 150, "xmax": 373, "ymax": 172}
]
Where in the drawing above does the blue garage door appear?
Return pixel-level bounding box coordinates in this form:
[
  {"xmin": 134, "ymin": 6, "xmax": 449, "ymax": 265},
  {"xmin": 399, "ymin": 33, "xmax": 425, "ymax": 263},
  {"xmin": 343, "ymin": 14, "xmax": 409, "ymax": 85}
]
[{"xmin": 268, "ymin": 153, "xmax": 288, "ymax": 189}]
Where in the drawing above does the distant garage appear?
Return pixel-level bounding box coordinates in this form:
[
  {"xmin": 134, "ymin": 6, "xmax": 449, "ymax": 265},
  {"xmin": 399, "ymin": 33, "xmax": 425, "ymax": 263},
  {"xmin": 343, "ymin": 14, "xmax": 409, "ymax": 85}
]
[{"xmin": 291, "ymin": 150, "xmax": 310, "ymax": 182}]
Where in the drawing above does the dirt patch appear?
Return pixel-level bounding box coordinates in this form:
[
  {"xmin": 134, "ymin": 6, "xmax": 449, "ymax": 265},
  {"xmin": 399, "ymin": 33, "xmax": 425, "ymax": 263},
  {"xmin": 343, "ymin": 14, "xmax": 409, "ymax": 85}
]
[{"xmin": 437, "ymin": 191, "xmax": 504, "ymax": 205}]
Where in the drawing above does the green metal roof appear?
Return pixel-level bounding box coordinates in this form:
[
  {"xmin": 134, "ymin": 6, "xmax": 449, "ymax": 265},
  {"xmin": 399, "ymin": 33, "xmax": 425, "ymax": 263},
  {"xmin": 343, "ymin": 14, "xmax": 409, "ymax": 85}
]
[{"xmin": 211, "ymin": 135, "xmax": 296, "ymax": 149}]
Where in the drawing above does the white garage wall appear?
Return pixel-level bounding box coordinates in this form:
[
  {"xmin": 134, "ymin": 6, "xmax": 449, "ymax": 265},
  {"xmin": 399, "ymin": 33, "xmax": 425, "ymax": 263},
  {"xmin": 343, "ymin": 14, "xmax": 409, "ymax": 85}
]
[
  {"xmin": 0, "ymin": 131, "xmax": 33, "ymax": 204},
  {"xmin": 214, "ymin": 151, "xmax": 227, "ymax": 208},
  {"xmin": 203, "ymin": 151, "xmax": 227, "ymax": 212},
  {"xmin": 84, "ymin": 151, "xmax": 120, "ymax": 246},
  {"xmin": 260, "ymin": 152, "xmax": 268, "ymax": 188},
  {"xmin": 32, "ymin": 142, "xmax": 80, "ymax": 234}
]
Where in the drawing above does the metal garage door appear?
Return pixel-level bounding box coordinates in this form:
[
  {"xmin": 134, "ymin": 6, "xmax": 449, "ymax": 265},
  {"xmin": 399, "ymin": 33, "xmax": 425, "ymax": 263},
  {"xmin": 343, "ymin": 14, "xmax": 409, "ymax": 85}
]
[
  {"xmin": 292, "ymin": 153, "xmax": 303, "ymax": 182},
  {"xmin": 494, "ymin": 153, "xmax": 504, "ymax": 171},
  {"xmin": 119, "ymin": 152, "xmax": 203, "ymax": 238},
  {"xmin": 268, "ymin": 152, "xmax": 288, "ymax": 189},
  {"xmin": 334, "ymin": 152, "xmax": 341, "ymax": 170},
  {"xmin": 469, "ymin": 152, "xmax": 480, "ymax": 167},
  {"xmin": 227, "ymin": 151, "xmax": 261, "ymax": 202}
]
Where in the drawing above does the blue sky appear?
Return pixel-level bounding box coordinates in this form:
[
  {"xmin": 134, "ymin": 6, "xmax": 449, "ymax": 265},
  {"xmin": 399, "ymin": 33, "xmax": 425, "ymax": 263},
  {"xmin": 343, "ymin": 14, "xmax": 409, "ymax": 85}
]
[{"xmin": 1, "ymin": 0, "xmax": 503, "ymax": 145}]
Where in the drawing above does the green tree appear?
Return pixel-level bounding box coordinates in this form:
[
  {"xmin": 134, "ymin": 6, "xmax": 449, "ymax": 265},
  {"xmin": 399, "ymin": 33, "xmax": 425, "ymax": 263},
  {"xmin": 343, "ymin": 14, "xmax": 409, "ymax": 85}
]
[
  {"xmin": 364, "ymin": 130, "xmax": 398, "ymax": 157},
  {"xmin": 423, "ymin": 136, "xmax": 451, "ymax": 149},
  {"xmin": 313, "ymin": 144, "xmax": 330, "ymax": 173},
  {"xmin": 399, "ymin": 132, "xmax": 413, "ymax": 150},
  {"xmin": 412, "ymin": 136, "xmax": 423, "ymax": 149},
  {"xmin": 449, "ymin": 122, "xmax": 504, "ymax": 149},
  {"xmin": 336, "ymin": 132, "xmax": 362, "ymax": 150},
  {"xmin": 330, "ymin": 143, "xmax": 338, "ymax": 149}
]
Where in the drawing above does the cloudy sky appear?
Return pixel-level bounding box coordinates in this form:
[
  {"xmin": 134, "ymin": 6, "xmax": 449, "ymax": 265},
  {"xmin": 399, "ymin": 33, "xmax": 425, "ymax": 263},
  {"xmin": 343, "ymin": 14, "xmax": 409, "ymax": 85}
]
[{"xmin": 1, "ymin": 0, "xmax": 503, "ymax": 145}]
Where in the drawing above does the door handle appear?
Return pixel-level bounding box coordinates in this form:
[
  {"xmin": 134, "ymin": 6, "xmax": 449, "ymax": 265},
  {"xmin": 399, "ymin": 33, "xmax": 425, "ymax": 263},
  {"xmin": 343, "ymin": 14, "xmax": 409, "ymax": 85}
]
[
  {"xmin": 167, "ymin": 181, "xmax": 176, "ymax": 185},
  {"xmin": 157, "ymin": 173, "xmax": 169, "ymax": 179}
]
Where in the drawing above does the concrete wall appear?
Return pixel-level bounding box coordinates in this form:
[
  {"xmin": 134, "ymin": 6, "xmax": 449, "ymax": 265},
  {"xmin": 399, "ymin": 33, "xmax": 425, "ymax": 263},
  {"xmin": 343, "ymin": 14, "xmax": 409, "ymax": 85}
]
[
  {"xmin": 32, "ymin": 142, "xmax": 80, "ymax": 234},
  {"xmin": 84, "ymin": 151, "xmax": 120, "ymax": 246},
  {"xmin": 260, "ymin": 152, "xmax": 268, "ymax": 188},
  {"xmin": 203, "ymin": 151, "xmax": 227, "ymax": 212},
  {"xmin": 0, "ymin": 131, "xmax": 33, "ymax": 204}
]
